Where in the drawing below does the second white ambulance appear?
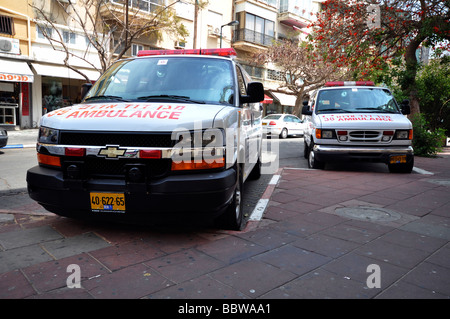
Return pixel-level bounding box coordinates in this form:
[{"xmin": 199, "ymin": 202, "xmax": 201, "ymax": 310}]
[{"xmin": 302, "ymin": 81, "xmax": 414, "ymax": 173}]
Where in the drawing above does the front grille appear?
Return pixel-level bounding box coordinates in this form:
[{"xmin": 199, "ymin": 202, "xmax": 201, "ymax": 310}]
[
  {"xmin": 62, "ymin": 157, "xmax": 171, "ymax": 179},
  {"xmin": 60, "ymin": 131, "xmax": 174, "ymax": 147},
  {"xmin": 349, "ymin": 130, "xmax": 381, "ymax": 142}
]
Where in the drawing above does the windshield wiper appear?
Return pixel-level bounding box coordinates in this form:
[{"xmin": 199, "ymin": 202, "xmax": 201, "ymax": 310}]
[
  {"xmin": 355, "ymin": 107, "xmax": 398, "ymax": 113},
  {"xmin": 137, "ymin": 95, "xmax": 205, "ymax": 104},
  {"xmin": 85, "ymin": 95, "xmax": 130, "ymax": 102},
  {"xmin": 317, "ymin": 108, "xmax": 352, "ymax": 113}
]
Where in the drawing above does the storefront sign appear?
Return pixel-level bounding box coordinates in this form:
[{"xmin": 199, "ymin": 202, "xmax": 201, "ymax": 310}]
[{"xmin": 0, "ymin": 73, "xmax": 33, "ymax": 83}]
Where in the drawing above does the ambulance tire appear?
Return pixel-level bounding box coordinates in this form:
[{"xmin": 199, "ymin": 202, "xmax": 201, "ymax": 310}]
[
  {"xmin": 303, "ymin": 140, "xmax": 309, "ymax": 159},
  {"xmin": 388, "ymin": 157, "xmax": 414, "ymax": 173},
  {"xmin": 308, "ymin": 143, "xmax": 325, "ymax": 169},
  {"xmin": 249, "ymin": 155, "xmax": 262, "ymax": 180},
  {"xmin": 215, "ymin": 164, "xmax": 245, "ymax": 230}
]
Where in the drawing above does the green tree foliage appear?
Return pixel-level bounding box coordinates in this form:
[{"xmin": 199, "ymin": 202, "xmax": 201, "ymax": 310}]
[
  {"xmin": 411, "ymin": 113, "xmax": 446, "ymax": 157},
  {"xmin": 416, "ymin": 57, "xmax": 450, "ymax": 135}
]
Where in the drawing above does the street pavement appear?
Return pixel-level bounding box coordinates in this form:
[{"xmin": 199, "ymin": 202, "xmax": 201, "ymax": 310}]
[{"xmin": 0, "ymin": 129, "xmax": 449, "ymax": 300}]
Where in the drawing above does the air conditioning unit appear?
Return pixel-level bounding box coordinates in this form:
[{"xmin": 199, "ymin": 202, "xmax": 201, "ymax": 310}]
[
  {"xmin": 174, "ymin": 41, "xmax": 186, "ymax": 49},
  {"xmin": 0, "ymin": 37, "xmax": 20, "ymax": 55},
  {"xmin": 208, "ymin": 27, "xmax": 221, "ymax": 37}
]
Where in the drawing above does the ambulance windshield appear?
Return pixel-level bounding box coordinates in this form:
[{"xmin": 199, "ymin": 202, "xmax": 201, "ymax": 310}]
[
  {"xmin": 84, "ymin": 57, "xmax": 235, "ymax": 106},
  {"xmin": 316, "ymin": 88, "xmax": 401, "ymax": 114}
]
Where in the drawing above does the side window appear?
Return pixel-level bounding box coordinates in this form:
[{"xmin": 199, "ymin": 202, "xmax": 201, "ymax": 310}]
[{"xmin": 235, "ymin": 65, "xmax": 247, "ymax": 96}]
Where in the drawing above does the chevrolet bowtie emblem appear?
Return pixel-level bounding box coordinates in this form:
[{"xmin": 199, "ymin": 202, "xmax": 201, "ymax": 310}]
[{"xmin": 98, "ymin": 146, "xmax": 126, "ymax": 159}]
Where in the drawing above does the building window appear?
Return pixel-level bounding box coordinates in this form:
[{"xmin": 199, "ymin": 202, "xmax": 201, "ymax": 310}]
[
  {"xmin": 63, "ymin": 31, "xmax": 76, "ymax": 44},
  {"xmin": 37, "ymin": 25, "xmax": 53, "ymax": 39},
  {"xmin": 132, "ymin": 44, "xmax": 144, "ymax": 56},
  {"xmin": 267, "ymin": 69, "xmax": 285, "ymax": 82},
  {"xmin": 0, "ymin": 15, "xmax": 14, "ymax": 35},
  {"xmin": 112, "ymin": 0, "xmax": 165, "ymax": 14},
  {"xmin": 242, "ymin": 64, "xmax": 263, "ymax": 80}
]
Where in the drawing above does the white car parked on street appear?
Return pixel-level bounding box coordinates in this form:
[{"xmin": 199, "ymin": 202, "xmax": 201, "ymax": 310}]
[{"xmin": 262, "ymin": 114, "xmax": 306, "ymax": 138}]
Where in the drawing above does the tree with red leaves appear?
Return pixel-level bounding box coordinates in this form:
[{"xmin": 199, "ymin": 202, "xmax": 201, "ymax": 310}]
[{"xmin": 308, "ymin": 0, "xmax": 450, "ymax": 115}]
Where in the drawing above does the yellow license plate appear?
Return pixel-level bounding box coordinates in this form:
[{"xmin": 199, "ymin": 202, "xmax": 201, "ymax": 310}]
[
  {"xmin": 390, "ymin": 155, "xmax": 407, "ymax": 164},
  {"xmin": 90, "ymin": 192, "xmax": 126, "ymax": 213}
]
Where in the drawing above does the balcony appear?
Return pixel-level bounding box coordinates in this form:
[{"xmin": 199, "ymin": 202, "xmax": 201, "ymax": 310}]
[
  {"xmin": 233, "ymin": 28, "xmax": 275, "ymax": 52},
  {"xmin": 278, "ymin": 0, "xmax": 312, "ymax": 29},
  {"xmin": 100, "ymin": 0, "xmax": 166, "ymax": 24}
]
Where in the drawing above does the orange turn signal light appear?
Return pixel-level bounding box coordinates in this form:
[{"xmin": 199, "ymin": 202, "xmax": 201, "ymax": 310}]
[{"xmin": 37, "ymin": 153, "xmax": 61, "ymax": 167}]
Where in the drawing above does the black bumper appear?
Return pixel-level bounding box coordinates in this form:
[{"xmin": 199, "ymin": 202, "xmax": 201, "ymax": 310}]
[{"xmin": 27, "ymin": 165, "xmax": 237, "ymax": 222}]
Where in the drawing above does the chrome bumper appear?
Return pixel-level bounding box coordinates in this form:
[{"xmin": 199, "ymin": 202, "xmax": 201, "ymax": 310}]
[{"xmin": 314, "ymin": 145, "xmax": 414, "ymax": 155}]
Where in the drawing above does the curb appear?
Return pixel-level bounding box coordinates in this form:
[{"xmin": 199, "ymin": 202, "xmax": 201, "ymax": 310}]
[{"xmin": 1, "ymin": 144, "xmax": 35, "ymax": 149}]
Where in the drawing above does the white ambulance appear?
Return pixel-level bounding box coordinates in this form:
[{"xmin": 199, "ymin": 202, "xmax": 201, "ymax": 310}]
[
  {"xmin": 302, "ymin": 81, "xmax": 414, "ymax": 173},
  {"xmin": 27, "ymin": 48, "xmax": 264, "ymax": 230}
]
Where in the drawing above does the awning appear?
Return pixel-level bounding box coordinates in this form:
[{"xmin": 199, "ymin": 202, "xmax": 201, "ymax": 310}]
[
  {"xmin": 31, "ymin": 63, "xmax": 100, "ymax": 81},
  {"xmin": 0, "ymin": 59, "xmax": 34, "ymax": 83},
  {"xmin": 271, "ymin": 92, "xmax": 297, "ymax": 107},
  {"xmin": 262, "ymin": 94, "xmax": 273, "ymax": 104}
]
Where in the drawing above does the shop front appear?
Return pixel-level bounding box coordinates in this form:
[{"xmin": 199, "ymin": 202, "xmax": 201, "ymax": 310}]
[
  {"xmin": 264, "ymin": 91, "xmax": 296, "ymax": 115},
  {"xmin": 31, "ymin": 63, "xmax": 100, "ymax": 116},
  {"xmin": 0, "ymin": 58, "xmax": 34, "ymax": 129}
]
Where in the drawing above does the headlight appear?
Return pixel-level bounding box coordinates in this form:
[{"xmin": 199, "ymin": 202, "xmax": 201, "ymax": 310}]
[
  {"xmin": 394, "ymin": 130, "xmax": 413, "ymax": 140},
  {"xmin": 315, "ymin": 129, "xmax": 335, "ymax": 139},
  {"xmin": 38, "ymin": 127, "xmax": 59, "ymax": 144}
]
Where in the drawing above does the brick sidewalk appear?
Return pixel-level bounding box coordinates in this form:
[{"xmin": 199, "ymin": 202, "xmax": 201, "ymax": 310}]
[{"xmin": 0, "ymin": 149, "xmax": 449, "ymax": 299}]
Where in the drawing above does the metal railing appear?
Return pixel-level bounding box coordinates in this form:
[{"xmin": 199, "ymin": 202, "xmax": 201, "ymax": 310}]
[{"xmin": 233, "ymin": 28, "xmax": 275, "ymax": 47}]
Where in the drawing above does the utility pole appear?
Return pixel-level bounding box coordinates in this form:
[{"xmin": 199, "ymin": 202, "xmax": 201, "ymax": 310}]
[
  {"xmin": 125, "ymin": 0, "xmax": 129, "ymax": 49},
  {"xmin": 193, "ymin": 0, "xmax": 199, "ymax": 49}
]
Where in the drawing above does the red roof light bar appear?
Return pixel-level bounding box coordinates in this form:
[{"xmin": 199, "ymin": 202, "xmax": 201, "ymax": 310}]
[
  {"xmin": 137, "ymin": 48, "xmax": 237, "ymax": 57},
  {"xmin": 325, "ymin": 81, "xmax": 375, "ymax": 87}
]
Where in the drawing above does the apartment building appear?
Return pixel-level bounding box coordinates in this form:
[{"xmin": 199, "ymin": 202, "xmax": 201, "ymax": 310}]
[
  {"xmin": 0, "ymin": 0, "xmax": 101, "ymax": 128},
  {"xmin": 0, "ymin": 1, "xmax": 34, "ymax": 128}
]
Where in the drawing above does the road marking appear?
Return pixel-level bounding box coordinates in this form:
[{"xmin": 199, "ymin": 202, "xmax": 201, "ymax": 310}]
[
  {"xmin": 269, "ymin": 175, "xmax": 280, "ymax": 185},
  {"xmin": 249, "ymin": 174, "xmax": 280, "ymax": 221},
  {"xmin": 249, "ymin": 199, "xmax": 269, "ymax": 221},
  {"xmin": 413, "ymin": 167, "xmax": 434, "ymax": 175}
]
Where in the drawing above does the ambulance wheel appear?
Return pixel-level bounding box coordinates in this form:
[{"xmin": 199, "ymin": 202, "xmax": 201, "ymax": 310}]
[
  {"xmin": 303, "ymin": 141, "xmax": 309, "ymax": 159},
  {"xmin": 249, "ymin": 155, "xmax": 262, "ymax": 180},
  {"xmin": 215, "ymin": 164, "xmax": 245, "ymax": 230},
  {"xmin": 280, "ymin": 128, "xmax": 288, "ymax": 139},
  {"xmin": 388, "ymin": 157, "xmax": 414, "ymax": 173},
  {"xmin": 308, "ymin": 144, "xmax": 325, "ymax": 169}
]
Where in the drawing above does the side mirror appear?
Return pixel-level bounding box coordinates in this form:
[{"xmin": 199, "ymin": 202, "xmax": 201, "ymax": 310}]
[
  {"xmin": 241, "ymin": 82, "xmax": 264, "ymax": 104},
  {"xmin": 302, "ymin": 104, "xmax": 312, "ymax": 116},
  {"xmin": 400, "ymin": 99, "xmax": 410, "ymax": 115},
  {"xmin": 81, "ymin": 83, "xmax": 93, "ymax": 100}
]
